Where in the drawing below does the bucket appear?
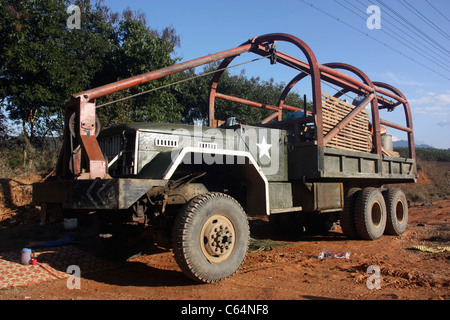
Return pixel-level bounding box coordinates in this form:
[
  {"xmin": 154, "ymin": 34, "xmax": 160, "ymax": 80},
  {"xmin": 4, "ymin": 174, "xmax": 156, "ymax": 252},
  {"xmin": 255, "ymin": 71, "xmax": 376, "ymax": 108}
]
[
  {"xmin": 21, "ymin": 248, "xmax": 32, "ymax": 265},
  {"xmin": 64, "ymin": 218, "xmax": 78, "ymax": 230}
]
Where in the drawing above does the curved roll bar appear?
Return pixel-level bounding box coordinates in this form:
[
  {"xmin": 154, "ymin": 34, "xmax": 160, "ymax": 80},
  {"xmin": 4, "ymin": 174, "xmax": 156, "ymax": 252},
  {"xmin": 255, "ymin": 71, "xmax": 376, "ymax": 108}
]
[
  {"xmin": 58, "ymin": 33, "xmax": 415, "ymax": 179},
  {"xmin": 207, "ymin": 34, "xmax": 414, "ymax": 160}
]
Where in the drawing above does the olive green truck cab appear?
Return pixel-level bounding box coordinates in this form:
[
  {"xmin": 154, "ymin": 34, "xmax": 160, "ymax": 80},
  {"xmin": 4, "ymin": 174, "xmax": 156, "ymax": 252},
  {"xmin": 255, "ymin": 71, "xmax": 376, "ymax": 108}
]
[{"xmin": 32, "ymin": 33, "xmax": 416, "ymax": 283}]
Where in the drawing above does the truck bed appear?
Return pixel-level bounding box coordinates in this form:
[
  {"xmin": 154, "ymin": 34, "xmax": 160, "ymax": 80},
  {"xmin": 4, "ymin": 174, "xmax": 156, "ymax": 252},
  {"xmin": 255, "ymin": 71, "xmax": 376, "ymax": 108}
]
[{"xmin": 288, "ymin": 142, "xmax": 416, "ymax": 184}]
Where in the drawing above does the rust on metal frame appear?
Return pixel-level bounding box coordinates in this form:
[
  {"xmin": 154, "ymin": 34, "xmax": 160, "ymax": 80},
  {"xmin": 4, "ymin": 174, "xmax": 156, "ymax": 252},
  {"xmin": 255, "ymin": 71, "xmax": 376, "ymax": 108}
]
[
  {"xmin": 56, "ymin": 32, "xmax": 415, "ymax": 180},
  {"xmin": 76, "ymin": 44, "xmax": 253, "ymax": 101},
  {"xmin": 373, "ymin": 81, "xmax": 416, "ymax": 161},
  {"xmin": 208, "ymin": 33, "xmax": 324, "ymax": 144}
]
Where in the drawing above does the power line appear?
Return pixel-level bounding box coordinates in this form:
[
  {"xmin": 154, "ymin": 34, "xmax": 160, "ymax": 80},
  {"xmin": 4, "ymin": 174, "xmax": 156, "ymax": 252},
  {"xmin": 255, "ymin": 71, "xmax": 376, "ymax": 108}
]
[
  {"xmin": 377, "ymin": 0, "xmax": 449, "ymax": 56},
  {"xmin": 360, "ymin": 0, "xmax": 450, "ymax": 61},
  {"xmin": 345, "ymin": 0, "xmax": 450, "ymax": 75},
  {"xmin": 338, "ymin": 0, "xmax": 450, "ymax": 72},
  {"xmin": 339, "ymin": 0, "xmax": 450, "ymax": 71},
  {"xmin": 298, "ymin": 0, "xmax": 450, "ymax": 81},
  {"xmin": 399, "ymin": 0, "xmax": 450, "ymax": 40},
  {"xmin": 425, "ymin": 0, "xmax": 450, "ymax": 23}
]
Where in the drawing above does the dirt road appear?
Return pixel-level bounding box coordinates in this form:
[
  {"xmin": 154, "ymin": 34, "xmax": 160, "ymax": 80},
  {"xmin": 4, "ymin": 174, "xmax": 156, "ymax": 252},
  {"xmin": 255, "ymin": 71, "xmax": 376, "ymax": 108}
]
[{"xmin": 0, "ymin": 198, "xmax": 448, "ymax": 301}]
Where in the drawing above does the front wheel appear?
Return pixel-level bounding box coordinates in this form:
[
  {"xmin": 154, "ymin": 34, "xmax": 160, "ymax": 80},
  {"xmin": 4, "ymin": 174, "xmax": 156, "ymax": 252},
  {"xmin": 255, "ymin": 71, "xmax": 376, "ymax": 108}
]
[{"xmin": 172, "ymin": 192, "xmax": 250, "ymax": 283}]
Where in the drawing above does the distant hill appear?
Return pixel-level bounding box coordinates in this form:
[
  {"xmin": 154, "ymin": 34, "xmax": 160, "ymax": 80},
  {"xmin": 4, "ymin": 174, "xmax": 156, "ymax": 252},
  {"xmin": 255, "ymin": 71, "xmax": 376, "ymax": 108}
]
[
  {"xmin": 393, "ymin": 140, "xmax": 433, "ymax": 148},
  {"xmin": 394, "ymin": 146, "xmax": 450, "ymax": 162}
]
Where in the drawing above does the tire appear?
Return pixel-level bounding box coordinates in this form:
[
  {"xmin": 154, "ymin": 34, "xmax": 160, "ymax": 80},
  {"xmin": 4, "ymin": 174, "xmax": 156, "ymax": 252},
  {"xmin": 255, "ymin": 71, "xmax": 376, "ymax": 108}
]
[
  {"xmin": 339, "ymin": 188, "xmax": 361, "ymax": 239},
  {"xmin": 354, "ymin": 188, "xmax": 387, "ymax": 240},
  {"xmin": 383, "ymin": 188, "xmax": 408, "ymax": 235},
  {"xmin": 172, "ymin": 192, "xmax": 250, "ymax": 283}
]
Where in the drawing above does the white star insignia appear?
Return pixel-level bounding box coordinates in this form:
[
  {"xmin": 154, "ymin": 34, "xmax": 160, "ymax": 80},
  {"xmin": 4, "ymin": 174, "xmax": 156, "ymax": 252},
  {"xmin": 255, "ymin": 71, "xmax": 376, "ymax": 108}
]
[{"xmin": 256, "ymin": 136, "xmax": 272, "ymax": 159}]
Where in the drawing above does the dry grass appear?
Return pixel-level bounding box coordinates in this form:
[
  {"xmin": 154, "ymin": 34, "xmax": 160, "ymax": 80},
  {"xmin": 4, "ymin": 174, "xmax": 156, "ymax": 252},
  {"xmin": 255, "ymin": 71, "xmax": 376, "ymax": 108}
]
[
  {"xmin": 0, "ymin": 148, "xmax": 57, "ymax": 179},
  {"xmin": 398, "ymin": 159, "xmax": 450, "ymax": 204}
]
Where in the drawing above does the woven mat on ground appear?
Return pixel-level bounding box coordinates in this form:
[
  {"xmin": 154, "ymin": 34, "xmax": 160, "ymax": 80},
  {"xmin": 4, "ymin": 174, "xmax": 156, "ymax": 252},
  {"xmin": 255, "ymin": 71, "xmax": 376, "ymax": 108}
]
[
  {"xmin": 248, "ymin": 236, "xmax": 292, "ymax": 253},
  {"xmin": 411, "ymin": 245, "xmax": 450, "ymax": 253},
  {"xmin": 0, "ymin": 245, "xmax": 115, "ymax": 289}
]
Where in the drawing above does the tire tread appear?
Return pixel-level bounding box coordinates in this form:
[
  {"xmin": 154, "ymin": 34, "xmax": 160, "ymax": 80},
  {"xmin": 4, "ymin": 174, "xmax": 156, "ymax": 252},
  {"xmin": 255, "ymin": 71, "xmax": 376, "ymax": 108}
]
[{"xmin": 172, "ymin": 192, "xmax": 249, "ymax": 283}]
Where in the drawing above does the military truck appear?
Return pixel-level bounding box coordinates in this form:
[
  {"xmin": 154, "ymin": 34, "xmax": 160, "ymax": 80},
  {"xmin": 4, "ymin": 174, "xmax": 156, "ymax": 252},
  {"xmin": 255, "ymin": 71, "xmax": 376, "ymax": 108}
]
[{"xmin": 32, "ymin": 33, "xmax": 417, "ymax": 283}]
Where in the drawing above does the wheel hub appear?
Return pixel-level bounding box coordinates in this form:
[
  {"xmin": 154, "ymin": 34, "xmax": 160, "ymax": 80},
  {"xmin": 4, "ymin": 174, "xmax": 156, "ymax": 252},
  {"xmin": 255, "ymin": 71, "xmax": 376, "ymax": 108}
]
[{"xmin": 201, "ymin": 214, "xmax": 236, "ymax": 263}]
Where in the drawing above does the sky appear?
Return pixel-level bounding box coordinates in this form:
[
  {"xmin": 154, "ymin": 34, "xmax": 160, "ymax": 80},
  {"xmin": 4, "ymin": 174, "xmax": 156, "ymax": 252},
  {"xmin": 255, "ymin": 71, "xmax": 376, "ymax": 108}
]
[{"xmin": 105, "ymin": 0, "xmax": 450, "ymax": 149}]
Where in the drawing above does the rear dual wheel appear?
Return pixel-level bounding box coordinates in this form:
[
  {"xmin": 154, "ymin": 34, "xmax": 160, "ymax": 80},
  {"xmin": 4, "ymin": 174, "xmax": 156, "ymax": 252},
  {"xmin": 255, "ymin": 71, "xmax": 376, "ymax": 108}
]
[
  {"xmin": 342, "ymin": 187, "xmax": 408, "ymax": 240},
  {"xmin": 354, "ymin": 187, "xmax": 387, "ymax": 240},
  {"xmin": 383, "ymin": 188, "xmax": 408, "ymax": 236},
  {"xmin": 339, "ymin": 188, "xmax": 361, "ymax": 239}
]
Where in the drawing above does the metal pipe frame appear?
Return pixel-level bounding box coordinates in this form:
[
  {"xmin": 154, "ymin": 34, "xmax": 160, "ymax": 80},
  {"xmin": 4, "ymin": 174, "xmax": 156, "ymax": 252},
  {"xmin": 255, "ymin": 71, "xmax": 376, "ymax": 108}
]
[
  {"xmin": 276, "ymin": 62, "xmax": 383, "ymax": 155},
  {"xmin": 56, "ymin": 33, "xmax": 415, "ymax": 180},
  {"xmin": 209, "ymin": 33, "xmax": 324, "ymax": 145},
  {"xmin": 373, "ymin": 81, "xmax": 416, "ymax": 161}
]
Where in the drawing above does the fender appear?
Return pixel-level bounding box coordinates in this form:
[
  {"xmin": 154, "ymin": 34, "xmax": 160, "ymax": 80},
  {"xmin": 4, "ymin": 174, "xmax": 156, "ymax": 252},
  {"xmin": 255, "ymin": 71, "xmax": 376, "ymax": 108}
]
[{"xmin": 142, "ymin": 146, "xmax": 270, "ymax": 215}]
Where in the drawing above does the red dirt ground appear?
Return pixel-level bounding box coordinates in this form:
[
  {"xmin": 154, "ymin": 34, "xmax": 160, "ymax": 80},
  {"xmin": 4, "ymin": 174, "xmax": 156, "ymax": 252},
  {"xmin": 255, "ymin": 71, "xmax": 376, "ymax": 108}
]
[{"xmin": 0, "ymin": 176, "xmax": 449, "ymax": 301}]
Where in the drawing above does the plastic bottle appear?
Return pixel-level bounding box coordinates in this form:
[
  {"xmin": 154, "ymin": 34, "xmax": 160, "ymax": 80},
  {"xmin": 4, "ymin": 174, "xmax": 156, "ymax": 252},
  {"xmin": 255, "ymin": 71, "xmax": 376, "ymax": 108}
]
[
  {"xmin": 21, "ymin": 248, "xmax": 32, "ymax": 265},
  {"xmin": 318, "ymin": 249, "xmax": 351, "ymax": 260}
]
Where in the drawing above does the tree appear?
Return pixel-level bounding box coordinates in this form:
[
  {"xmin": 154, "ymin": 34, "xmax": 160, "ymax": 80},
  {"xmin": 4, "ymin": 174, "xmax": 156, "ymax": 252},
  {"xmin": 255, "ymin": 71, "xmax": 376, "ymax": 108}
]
[
  {"xmin": 0, "ymin": 101, "xmax": 7, "ymax": 140},
  {"xmin": 176, "ymin": 63, "xmax": 309, "ymax": 125},
  {"xmin": 95, "ymin": 8, "xmax": 183, "ymax": 127},
  {"xmin": 1, "ymin": 0, "xmax": 311, "ymax": 175},
  {"xmin": 0, "ymin": 0, "xmax": 115, "ymax": 165},
  {"xmin": 0, "ymin": 1, "xmax": 182, "ymax": 169}
]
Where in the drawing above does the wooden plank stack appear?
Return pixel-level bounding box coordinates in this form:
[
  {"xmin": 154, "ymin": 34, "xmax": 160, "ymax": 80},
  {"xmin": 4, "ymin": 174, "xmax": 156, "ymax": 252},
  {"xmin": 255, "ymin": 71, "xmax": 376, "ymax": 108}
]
[{"xmin": 321, "ymin": 92, "xmax": 371, "ymax": 153}]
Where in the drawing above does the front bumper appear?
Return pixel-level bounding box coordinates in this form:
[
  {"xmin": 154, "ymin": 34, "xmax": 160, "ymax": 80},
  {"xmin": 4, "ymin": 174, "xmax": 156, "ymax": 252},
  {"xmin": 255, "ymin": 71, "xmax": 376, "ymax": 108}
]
[{"xmin": 32, "ymin": 178, "xmax": 167, "ymax": 210}]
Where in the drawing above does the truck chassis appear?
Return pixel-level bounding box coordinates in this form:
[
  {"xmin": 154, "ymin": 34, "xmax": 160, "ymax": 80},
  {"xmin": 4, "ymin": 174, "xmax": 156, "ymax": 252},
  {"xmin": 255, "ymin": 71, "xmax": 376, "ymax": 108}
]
[{"xmin": 33, "ymin": 33, "xmax": 417, "ymax": 283}]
